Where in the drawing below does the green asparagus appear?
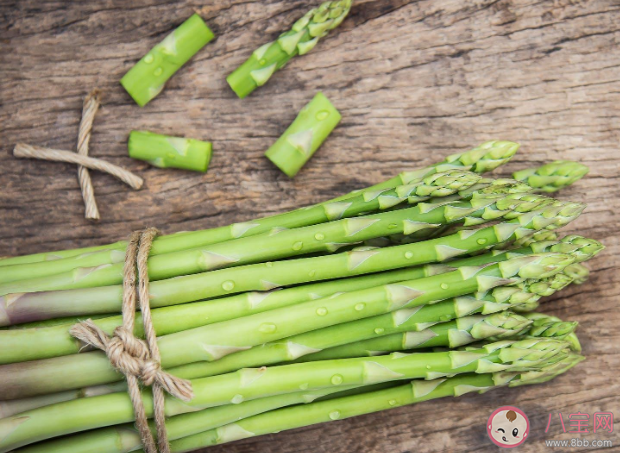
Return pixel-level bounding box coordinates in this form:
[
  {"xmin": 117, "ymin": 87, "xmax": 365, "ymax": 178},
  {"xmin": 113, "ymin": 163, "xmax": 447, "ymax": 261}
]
[
  {"xmin": 11, "ymin": 385, "xmax": 361, "ymax": 453},
  {"xmin": 13, "ymin": 353, "xmax": 582, "ymax": 453},
  {"xmin": 162, "ymin": 356, "xmax": 585, "ymax": 453},
  {"xmin": 0, "ymin": 140, "xmax": 517, "ymax": 269},
  {"xmin": 265, "ymin": 92, "xmax": 340, "ymax": 177},
  {"xmin": 0, "ymin": 171, "xmax": 488, "ymax": 294},
  {"xmin": 120, "ymin": 14, "xmax": 214, "ymax": 106},
  {"xmin": 0, "ymin": 194, "xmax": 584, "ymax": 327},
  {"xmin": 0, "ymin": 244, "xmax": 595, "ymax": 414},
  {"xmin": 0, "ymin": 252, "xmax": 574, "ymax": 399},
  {"xmin": 0, "ymin": 169, "xmax": 480, "ymax": 286},
  {"xmin": 513, "ymin": 160, "xmax": 588, "ymax": 193},
  {"xmin": 227, "ymin": 1, "xmax": 352, "ymax": 98},
  {"xmin": 0, "ymin": 338, "xmax": 572, "ymax": 452},
  {"xmin": 0, "ymin": 234, "xmax": 600, "ymax": 367},
  {"xmin": 128, "ymin": 131, "xmax": 212, "ymax": 172}
]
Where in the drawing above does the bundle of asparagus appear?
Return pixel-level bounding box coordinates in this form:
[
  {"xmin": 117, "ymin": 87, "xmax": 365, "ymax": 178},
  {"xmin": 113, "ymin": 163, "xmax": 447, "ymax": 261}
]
[{"xmin": 0, "ymin": 141, "xmax": 601, "ymax": 453}]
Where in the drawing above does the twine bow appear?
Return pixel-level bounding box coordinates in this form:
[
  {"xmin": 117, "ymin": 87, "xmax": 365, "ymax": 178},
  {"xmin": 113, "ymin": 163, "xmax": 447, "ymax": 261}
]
[{"xmin": 70, "ymin": 228, "xmax": 192, "ymax": 453}]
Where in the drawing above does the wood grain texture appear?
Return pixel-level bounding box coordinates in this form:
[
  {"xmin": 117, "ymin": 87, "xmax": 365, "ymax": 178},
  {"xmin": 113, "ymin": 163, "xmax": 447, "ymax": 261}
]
[{"xmin": 1, "ymin": 0, "xmax": 619, "ymax": 451}]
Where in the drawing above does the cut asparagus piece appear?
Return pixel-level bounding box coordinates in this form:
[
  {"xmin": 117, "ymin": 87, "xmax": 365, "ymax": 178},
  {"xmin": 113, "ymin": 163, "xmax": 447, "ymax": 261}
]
[
  {"xmin": 0, "ymin": 252, "xmax": 575, "ymax": 399},
  {"xmin": 0, "ymin": 338, "xmax": 573, "ymax": 452},
  {"xmin": 227, "ymin": 1, "xmax": 352, "ymax": 98},
  {"xmin": 513, "ymin": 160, "xmax": 589, "ymax": 193},
  {"xmin": 0, "ymin": 196, "xmax": 585, "ymax": 327},
  {"xmin": 0, "ymin": 169, "xmax": 480, "ymax": 286},
  {"xmin": 120, "ymin": 14, "xmax": 214, "ymax": 106},
  {"xmin": 163, "ymin": 356, "xmax": 584, "ymax": 453},
  {"xmin": 128, "ymin": 131, "xmax": 212, "ymax": 172},
  {"xmin": 0, "ymin": 140, "xmax": 517, "ymax": 269},
  {"xmin": 266, "ymin": 92, "xmax": 341, "ymax": 177}
]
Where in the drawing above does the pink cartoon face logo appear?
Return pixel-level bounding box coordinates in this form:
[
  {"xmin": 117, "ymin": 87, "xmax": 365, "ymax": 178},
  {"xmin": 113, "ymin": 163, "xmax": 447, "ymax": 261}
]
[{"xmin": 487, "ymin": 406, "xmax": 530, "ymax": 448}]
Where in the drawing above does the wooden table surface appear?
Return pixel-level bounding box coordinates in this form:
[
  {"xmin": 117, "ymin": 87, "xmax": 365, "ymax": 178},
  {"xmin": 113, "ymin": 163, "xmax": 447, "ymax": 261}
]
[{"xmin": 1, "ymin": 1, "xmax": 619, "ymax": 452}]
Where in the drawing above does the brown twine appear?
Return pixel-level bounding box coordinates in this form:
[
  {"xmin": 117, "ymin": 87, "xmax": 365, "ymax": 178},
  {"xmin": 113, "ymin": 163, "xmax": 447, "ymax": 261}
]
[
  {"xmin": 70, "ymin": 228, "xmax": 193, "ymax": 453},
  {"xmin": 76, "ymin": 89, "xmax": 103, "ymax": 220},
  {"xmin": 13, "ymin": 143, "xmax": 143, "ymax": 190}
]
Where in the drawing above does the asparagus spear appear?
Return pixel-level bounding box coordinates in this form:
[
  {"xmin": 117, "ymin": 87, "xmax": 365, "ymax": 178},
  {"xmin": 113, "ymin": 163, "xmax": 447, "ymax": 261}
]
[
  {"xmin": 10, "ymin": 385, "xmax": 361, "ymax": 453},
  {"xmin": 329, "ymin": 140, "xmax": 519, "ymax": 203},
  {"xmin": 370, "ymin": 159, "xmax": 589, "ymax": 248},
  {"xmin": 0, "ymin": 233, "xmax": 600, "ymax": 367},
  {"xmin": 0, "ymin": 194, "xmax": 583, "ymax": 327},
  {"xmin": 0, "ymin": 175, "xmax": 539, "ymax": 296},
  {"xmin": 161, "ymin": 301, "xmax": 536, "ymax": 382},
  {"xmin": 227, "ymin": 1, "xmax": 352, "ymax": 98},
  {"xmin": 0, "ymin": 338, "xmax": 572, "ymax": 452},
  {"xmin": 128, "ymin": 131, "xmax": 212, "ymax": 172},
  {"xmin": 0, "ymin": 171, "xmax": 489, "ymax": 294},
  {"xmin": 0, "ymin": 311, "xmax": 530, "ymax": 418},
  {"xmin": 162, "ymin": 356, "xmax": 585, "ymax": 453},
  {"xmin": 1, "ymin": 243, "xmax": 596, "ymax": 414},
  {"xmin": 13, "ymin": 354, "xmax": 582, "ymax": 453},
  {"xmin": 120, "ymin": 14, "xmax": 214, "ymax": 106},
  {"xmin": 513, "ymin": 160, "xmax": 589, "ymax": 193},
  {"xmin": 0, "ymin": 169, "xmax": 480, "ymax": 286},
  {"xmin": 0, "ymin": 140, "xmax": 517, "ymax": 269},
  {"xmin": 170, "ymin": 268, "xmax": 587, "ymax": 379},
  {"xmin": 0, "ymin": 252, "xmax": 574, "ymax": 399},
  {"xmin": 295, "ymin": 309, "xmax": 579, "ymax": 363}
]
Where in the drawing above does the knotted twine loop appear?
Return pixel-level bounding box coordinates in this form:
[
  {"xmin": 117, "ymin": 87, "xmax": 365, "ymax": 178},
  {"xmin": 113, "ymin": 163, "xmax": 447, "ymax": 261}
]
[{"xmin": 70, "ymin": 228, "xmax": 193, "ymax": 453}]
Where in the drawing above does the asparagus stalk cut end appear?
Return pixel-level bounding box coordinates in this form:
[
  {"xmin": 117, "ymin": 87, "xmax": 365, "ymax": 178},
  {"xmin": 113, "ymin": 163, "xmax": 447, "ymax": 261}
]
[
  {"xmin": 128, "ymin": 131, "xmax": 212, "ymax": 172},
  {"xmin": 266, "ymin": 92, "xmax": 341, "ymax": 177}
]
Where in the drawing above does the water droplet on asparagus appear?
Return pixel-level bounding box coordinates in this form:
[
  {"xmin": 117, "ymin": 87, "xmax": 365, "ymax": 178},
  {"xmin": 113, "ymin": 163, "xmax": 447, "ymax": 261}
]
[
  {"xmin": 309, "ymin": 270, "xmax": 316, "ymax": 277},
  {"xmin": 316, "ymin": 110, "xmax": 329, "ymax": 121},
  {"xmin": 154, "ymin": 67, "xmax": 163, "ymax": 76},
  {"xmin": 329, "ymin": 410, "xmax": 341, "ymax": 420},
  {"xmin": 388, "ymin": 400, "xmax": 397, "ymax": 406},
  {"xmin": 331, "ymin": 374, "xmax": 343, "ymax": 385},
  {"xmin": 292, "ymin": 241, "xmax": 303, "ymax": 251},
  {"xmin": 355, "ymin": 303, "xmax": 366, "ymax": 311},
  {"xmin": 440, "ymin": 283, "xmax": 449, "ymax": 289},
  {"xmin": 477, "ymin": 238, "xmax": 487, "ymax": 245},
  {"xmin": 315, "ymin": 233, "xmax": 325, "ymax": 240},
  {"xmin": 258, "ymin": 323, "xmax": 277, "ymax": 333},
  {"xmin": 266, "ymin": 262, "xmax": 273, "ymax": 268},
  {"xmin": 222, "ymin": 281, "xmax": 235, "ymax": 291},
  {"xmin": 259, "ymin": 58, "xmax": 267, "ymax": 65},
  {"xmin": 317, "ymin": 307, "xmax": 328, "ymax": 316},
  {"xmin": 405, "ymin": 251, "xmax": 413, "ymax": 259},
  {"xmin": 388, "ymin": 223, "xmax": 398, "ymax": 229},
  {"xmin": 299, "ymin": 383, "xmax": 309, "ymax": 390},
  {"xmin": 374, "ymin": 327, "xmax": 385, "ymax": 334},
  {"xmin": 231, "ymin": 394, "xmax": 244, "ymax": 404},
  {"xmin": 426, "ymin": 365, "xmax": 431, "ymax": 369},
  {"xmin": 144, "ymin": 54, "xmax": 154, "ymax": 64}
]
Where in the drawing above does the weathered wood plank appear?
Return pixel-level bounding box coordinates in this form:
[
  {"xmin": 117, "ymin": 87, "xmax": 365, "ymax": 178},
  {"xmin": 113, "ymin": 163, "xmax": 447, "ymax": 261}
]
[{"xmin": 1, "ymin": 0, "xmax": 619, "ymax": 451}]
